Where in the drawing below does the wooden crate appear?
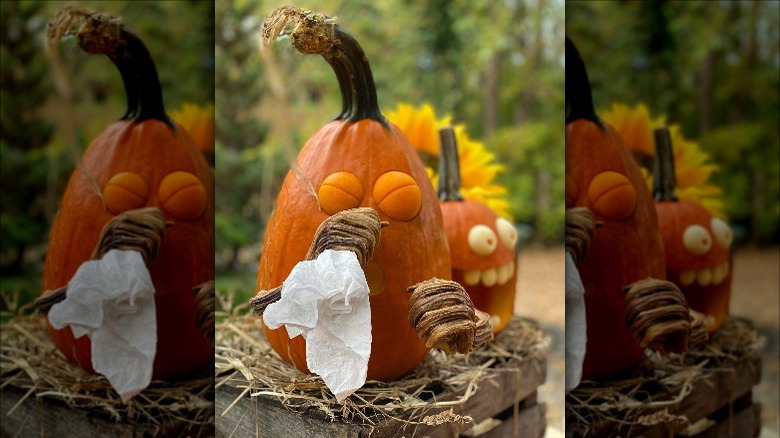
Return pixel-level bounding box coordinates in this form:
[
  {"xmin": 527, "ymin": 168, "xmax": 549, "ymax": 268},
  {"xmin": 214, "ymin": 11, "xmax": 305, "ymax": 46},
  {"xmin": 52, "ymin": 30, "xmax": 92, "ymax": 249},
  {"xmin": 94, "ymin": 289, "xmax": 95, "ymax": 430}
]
[
  {"xmin": 566, "ymin": 317, "xmax": 763, "ymax": 438},
  {"xmin": 215, "ymin": 316, "xmax": 549, "ymax": 437}
]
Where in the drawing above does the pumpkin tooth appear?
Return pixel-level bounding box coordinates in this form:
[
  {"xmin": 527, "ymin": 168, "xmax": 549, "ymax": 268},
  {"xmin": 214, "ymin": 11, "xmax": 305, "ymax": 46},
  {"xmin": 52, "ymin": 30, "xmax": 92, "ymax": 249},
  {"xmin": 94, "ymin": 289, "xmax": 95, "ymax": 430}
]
[
  {"xmin": 463, "ymin": 269, "xmax": 481, "ymax": 286},
  {"xmin": 481, "ymin": 268, "xmax": 497, "ymax": 287},
  {"xmin": 696, "ymin": 268, "xmax": 712, "ymax": 286},
  {"xmin": 679, "ymin": 269, "xmax": 696, "ymax": 285},
  {"xmin": 495, "ymin": 263, "xmax": 509, "ymax": 285},
  {"xmin": 711, "ymin": 263, "xmax": 726, "ymax": 285}
]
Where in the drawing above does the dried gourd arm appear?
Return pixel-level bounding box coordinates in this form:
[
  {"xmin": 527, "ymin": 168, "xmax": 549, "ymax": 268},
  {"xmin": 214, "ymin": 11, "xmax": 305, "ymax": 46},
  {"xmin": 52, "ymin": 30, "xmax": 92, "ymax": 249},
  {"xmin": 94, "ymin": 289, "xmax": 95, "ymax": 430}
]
[
  {"xmin": 35, "ymin": 207, "xmax": 168, "ymax": 314},
  {"xmin": 193, "ymin": 280, "xmax": 215, "ymax": 344},
  {"xmin": 565, "ymin": 207, "xmax": 600, "ymax": 265},
  {"xmin": 250, "ymin": 207, "xmax": 386, "ymax": 316},
  {"xmin": 407, "ymin": 278, "xmax": 492, "ymax": 355},
  {"xmin": 623, "ymin": 278, "xmax": 693, "ymax": 354}
]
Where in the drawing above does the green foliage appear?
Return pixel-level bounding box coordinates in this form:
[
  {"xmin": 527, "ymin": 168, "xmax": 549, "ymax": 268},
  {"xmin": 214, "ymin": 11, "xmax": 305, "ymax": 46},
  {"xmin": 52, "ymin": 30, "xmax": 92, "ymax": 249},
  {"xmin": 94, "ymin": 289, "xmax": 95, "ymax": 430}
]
[{"xmin": 567, "ymin": 1, "xmax": 779, "ymax": 244}]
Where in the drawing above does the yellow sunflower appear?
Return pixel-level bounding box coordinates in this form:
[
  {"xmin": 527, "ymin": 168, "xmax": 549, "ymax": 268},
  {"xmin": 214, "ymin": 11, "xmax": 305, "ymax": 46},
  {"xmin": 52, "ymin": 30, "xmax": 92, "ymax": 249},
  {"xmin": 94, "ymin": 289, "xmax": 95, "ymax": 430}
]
[
  {"xmin": 601, "ymin": 103, "xmax": 725, "ymax": 218},
  {"xmin": 169, "ymin": 103, "xmax": 215, "ymax": 152},
  {"xmin": 386, "ymin": 103, "xmax": 511, "ymax": 218}
]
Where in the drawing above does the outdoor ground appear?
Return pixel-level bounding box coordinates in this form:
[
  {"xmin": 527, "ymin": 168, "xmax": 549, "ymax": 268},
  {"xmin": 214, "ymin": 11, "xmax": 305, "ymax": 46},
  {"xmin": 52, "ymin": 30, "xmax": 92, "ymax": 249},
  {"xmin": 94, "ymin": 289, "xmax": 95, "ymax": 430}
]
[{"xmin": 515, "ymin": 245, "xmax": 780, "ymax": 437}]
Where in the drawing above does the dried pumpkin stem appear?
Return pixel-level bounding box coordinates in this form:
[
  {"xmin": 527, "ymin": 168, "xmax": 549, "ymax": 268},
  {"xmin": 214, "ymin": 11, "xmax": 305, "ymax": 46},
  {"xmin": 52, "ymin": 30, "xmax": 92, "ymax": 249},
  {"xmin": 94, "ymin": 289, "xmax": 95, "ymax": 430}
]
[
  {"xmin": 47, "ymin": 6, "xmax": 171, "ymax": 125},
  {"xmin": 687, "ymin": 309, "xmax": 709, "ymax": 348},
  {"xmin": 35, "ymin": 207, "xmax": 168, "ymax": 314},
  {"xmin": 262, "ymin": 6, "xmax": 388, "ymax": 126},
  {"xmin": 250, "ymin": 207, "xmax": 386, "ymax": 316},
  {"xmin": 193, "ymin": 280, "xmax": 215, "ymax": 344},
  {"xmin": 653, "ymin": 127, "xmax": 679, "ymax": 202},
  {"xmin": 623, "ymin": 278, "xmax": 692, "ymax": 354},
  {"xmin": 565, "ymin": 37, "xmax": 605, "ymax": 128},
  {"xmin": 565, "ymin": 207, "xmax": 600, "ymax": 265},
  {"xmin": 407, "ymin": 278, "xmax": 491, "ymax": 355},
  {"xmin": 437, "ymin": 126, "xmax": 465, "ymax": 202}
]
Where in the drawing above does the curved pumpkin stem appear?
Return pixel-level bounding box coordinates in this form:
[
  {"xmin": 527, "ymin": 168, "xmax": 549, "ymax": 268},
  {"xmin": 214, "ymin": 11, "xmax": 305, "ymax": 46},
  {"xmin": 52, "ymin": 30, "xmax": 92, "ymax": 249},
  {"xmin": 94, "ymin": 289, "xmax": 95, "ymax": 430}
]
[
  {"xmin": 262, "ymin": 7, "xmax": 388, "ymax": 127},
  {"xmin": 437, "ymin": 126, "xmax": 465, "ymax": 202},
  {"xmin": 653, "ymin": 127, "xmax": 679, "ymax": 202},
  {"xmin": 47, "ymin": 7, "xmax": 172, "ymax": 126},
  {"xmin": 565, "ymin": 37, "xmax": 604, "ymax": 128}
]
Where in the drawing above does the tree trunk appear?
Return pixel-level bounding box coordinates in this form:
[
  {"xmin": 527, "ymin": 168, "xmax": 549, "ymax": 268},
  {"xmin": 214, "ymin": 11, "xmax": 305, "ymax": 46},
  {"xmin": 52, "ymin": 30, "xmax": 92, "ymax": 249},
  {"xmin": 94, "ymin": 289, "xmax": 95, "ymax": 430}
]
[{"xmin": 483, "ymin": 52, "xmax": 501, "ymax": 136}]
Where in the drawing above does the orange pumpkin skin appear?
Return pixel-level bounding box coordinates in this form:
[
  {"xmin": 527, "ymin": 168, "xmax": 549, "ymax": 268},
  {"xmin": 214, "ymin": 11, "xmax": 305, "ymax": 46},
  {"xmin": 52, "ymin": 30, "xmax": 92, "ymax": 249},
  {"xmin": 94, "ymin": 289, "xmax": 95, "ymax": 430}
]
[
  {"xmin": 655, "ymin": 201, "xmax": 731, "ymax": 333},
  {"xmin": 42, "ymin": 119, "xmax": 214, "ymax": 380},
  {"xmin": 441, "ymin": 200, "xmax": 516, "ymax": 333},
  {"xmin": 258, "ymin": 119, "xmax": 450, "ymax": 382},
  {"xmin": 565, "ymin": 121, "xmax": 666, "ymax": 381}
]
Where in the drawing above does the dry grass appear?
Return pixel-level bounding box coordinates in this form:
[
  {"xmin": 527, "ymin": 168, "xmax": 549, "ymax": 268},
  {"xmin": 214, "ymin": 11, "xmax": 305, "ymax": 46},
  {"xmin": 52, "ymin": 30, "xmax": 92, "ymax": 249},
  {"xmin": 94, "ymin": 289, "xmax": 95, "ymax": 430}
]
[
  {"xmin": 215, "ymin": 291, "xmax": 550, "ymax": 430},
  {"xmin": 566, "ymin": 317, "xmax": 765, "ymax": 436},
  {"xmin": 0, "ymin": 295, "xmax": 214, "ymax": 436}
]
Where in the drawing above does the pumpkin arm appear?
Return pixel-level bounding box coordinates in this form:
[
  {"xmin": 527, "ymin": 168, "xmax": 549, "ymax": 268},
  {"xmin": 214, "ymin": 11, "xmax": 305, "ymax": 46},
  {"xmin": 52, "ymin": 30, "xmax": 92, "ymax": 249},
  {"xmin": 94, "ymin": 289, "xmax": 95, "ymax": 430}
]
[
  {"xmin": 565, "ymin": 37, "xmax": 605, "ymax": 129},
  {"xmin": 652, "ymin": 127, "xmax": 679, "ymax": 201},
  {"xmin": 437, "ymin": 126, "xmax": 465, "ymax": 202}
]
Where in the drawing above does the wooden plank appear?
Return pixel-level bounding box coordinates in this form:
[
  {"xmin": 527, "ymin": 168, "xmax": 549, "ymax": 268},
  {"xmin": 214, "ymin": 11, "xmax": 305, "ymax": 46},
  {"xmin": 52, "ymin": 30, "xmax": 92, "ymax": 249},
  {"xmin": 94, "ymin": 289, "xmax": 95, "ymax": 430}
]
[
  {"xmin": 0, "ymin": 387, "xmax": 203, "ymax": 438},
  {"xmin": 476, "ymin": 403, "xmax": 547, "ymax": 438},
  {"xmin": 691, "ymin": 402, "xmax": 761, "ymax": 438}
]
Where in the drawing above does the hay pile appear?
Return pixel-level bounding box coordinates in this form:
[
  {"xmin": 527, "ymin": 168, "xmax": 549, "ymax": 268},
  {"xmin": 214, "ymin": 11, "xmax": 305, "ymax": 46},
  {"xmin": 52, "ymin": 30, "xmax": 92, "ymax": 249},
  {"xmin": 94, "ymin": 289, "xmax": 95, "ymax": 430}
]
[
  {"xmin": 566, "ymin": 317, "xmax": 765, "ymax": 436},
  {"xmin": 0, "ymin": 294, "xmax": 214, "ymax": 436},
  {"xmin": 215, "ymin": 292, "xmax": 550, "ymax": 430}
]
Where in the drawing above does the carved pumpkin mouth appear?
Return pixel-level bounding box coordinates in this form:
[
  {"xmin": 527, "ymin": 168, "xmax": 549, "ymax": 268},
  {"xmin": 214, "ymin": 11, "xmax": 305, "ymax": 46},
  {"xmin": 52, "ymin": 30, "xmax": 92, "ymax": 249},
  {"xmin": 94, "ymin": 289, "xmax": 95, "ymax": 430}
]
[
  {"xmin": 461, "ymin": 259, "xmax": 515, "ymax": 288},
  {"xmin": 674, "ymin": 261, "xmax": 729, "ymax": 287}
]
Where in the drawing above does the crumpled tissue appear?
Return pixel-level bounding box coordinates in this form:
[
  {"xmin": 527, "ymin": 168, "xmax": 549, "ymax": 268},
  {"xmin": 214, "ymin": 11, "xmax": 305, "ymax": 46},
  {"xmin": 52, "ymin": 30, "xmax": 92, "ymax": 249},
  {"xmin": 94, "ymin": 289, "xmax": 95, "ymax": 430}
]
[
  {"xmin": 263, "ymin": 249, "xmax": 371, "ymax": 402},
  {"xmin": 565, "ymin": 251, "xmax": 587, "ymax": 391},
  {"xmin": 48, "ymin": 249, "xmax": 157, "ymax": 402}
]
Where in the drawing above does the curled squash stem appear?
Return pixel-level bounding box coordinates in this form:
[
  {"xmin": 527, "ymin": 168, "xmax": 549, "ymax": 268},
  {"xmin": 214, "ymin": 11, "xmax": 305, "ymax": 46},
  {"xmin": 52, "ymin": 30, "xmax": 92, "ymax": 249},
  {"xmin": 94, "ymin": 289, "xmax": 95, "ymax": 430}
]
[
  {"xmin": 565, "ymin": 37, "xmax": 604, "ymax": 128},
  {"xmin": 47, "ymin": 6, "xmax": 171, "ymax": 125},
  {"xmin": 262, "ymin": 6, "xmax": 388, "ymax": 126}
]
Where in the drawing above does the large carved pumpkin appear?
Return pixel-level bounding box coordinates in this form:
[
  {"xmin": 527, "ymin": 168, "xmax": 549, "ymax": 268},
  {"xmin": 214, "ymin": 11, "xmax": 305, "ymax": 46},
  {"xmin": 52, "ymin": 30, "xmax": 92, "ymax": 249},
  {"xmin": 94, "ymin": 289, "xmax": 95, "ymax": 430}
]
[
  {"xmin": 42, "ymin": 11, "xmax": 214, "ymax": 380},
  {"xmin": 257, "ymin": 8, "xmax": 450, "ymax": 382},
  {"xmin": 653, "ymin": 128, "xmax": 732, "ymax": 333},
  {"xmin": 565, "ymin": 38, "xmax": 667, "ymax": 380},
  {"xmin": 437, "ymin": 127, "xmax": 517, "ymax": 334}
]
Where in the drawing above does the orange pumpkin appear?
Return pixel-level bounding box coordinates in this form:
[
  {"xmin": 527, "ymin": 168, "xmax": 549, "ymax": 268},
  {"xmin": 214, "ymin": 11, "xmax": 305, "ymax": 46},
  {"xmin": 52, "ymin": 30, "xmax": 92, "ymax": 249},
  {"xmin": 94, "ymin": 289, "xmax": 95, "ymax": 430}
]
[
  {"xmin": 42, "ymin": 15, "xmax": 214, "ymax": 380},
  {"xmin": 437, "ymin": 127, "xmax": 517, "ymax": 334},
  {"xmin": 257, "ymin": 9, "xmax": 450, "ymax": 382},
  {"xmin": 653, "ymin": 127, "xmax": 732, "ymax": 333},
  {"xmin": 565, "ymin": 37, "xmax": 667, "ymax": 380}
]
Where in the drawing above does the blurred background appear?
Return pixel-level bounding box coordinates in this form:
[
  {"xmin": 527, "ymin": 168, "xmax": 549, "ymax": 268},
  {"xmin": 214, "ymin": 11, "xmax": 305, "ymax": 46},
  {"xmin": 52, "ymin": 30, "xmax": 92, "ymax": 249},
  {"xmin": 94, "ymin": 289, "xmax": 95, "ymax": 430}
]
[
  {"xmin": 0, "ymin": 1, "xmax": 214, "ymax": 301},
  {"xmin": 567, "ymin": 1, "xmax": 779, "ymax": 435}
]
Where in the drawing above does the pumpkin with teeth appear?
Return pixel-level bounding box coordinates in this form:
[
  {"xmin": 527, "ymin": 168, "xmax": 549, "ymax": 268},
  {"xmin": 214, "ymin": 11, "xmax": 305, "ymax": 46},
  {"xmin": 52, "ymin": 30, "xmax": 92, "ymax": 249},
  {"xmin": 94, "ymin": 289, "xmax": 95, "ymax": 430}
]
[
  {"xmin": 653, "ymin": 128, "xmax": 732, "ymax": 333},
  {"xmin": 42, "ymin": 8, "xmax": 213, "ymax": 379},
  {"xmin": 257, "ymin": 8, "xmax": 450, "ymax": 382},
  {"xmin": 437, "ymin": 127, "xmax": 517, "ymax": 334}
]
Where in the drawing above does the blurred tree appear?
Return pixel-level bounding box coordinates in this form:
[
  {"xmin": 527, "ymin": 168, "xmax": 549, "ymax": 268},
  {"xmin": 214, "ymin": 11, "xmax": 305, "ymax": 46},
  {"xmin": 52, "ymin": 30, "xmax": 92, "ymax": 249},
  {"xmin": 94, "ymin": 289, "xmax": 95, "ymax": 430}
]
[
  {"xmin": 567, "ymin": 0, "xmax": 779, "ymax": 244},
  {"xmin": 0, "ymin": 1, "xmax": 57, "ymax": 271}
]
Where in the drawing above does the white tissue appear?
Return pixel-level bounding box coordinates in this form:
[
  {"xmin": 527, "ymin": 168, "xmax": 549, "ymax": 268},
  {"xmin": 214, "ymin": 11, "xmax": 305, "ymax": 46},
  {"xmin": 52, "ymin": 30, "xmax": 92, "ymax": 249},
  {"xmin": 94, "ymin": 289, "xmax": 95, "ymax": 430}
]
[
  {"xmin": 48, "ymin": 249, "xmax": 157, "ymax": 402},
  {"xmin": 263, "ymin": 249, "xmax": 371, "ymax": 402},
  {"xmin": 565, "ymin": 252, "xmax": 587, "ymax": 391}
]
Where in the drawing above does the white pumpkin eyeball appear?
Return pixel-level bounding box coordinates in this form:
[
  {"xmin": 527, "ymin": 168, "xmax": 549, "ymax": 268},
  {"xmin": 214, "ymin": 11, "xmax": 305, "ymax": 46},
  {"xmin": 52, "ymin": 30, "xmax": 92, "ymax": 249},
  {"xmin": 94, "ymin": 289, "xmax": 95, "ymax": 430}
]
[
  {"xmin": 496, "ymin": 218, "xmax": 517, "ymax": 250},
  {"xmin": 683, "ymin": 224, "xmax": 712, "ymax": 256},
  {"xmin": 468, "ymin": 224, "xmax": 498, "ymax": 256},
  {"xmin": 710, "ymin": 217, "xmax": 732, "ymax": 249}
]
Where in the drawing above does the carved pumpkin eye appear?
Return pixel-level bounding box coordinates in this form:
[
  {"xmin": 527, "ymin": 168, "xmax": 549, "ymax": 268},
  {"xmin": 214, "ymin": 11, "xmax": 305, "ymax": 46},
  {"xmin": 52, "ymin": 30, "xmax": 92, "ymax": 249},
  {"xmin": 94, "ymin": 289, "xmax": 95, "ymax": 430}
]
[
  {"xmin": 373, "ymin": 171, "xmax": 422, "ymax": 221},
  {"xmin": 468, "ymin": 224, "xmax": 498, "ymax": 256},
  {"xmin": 496, "ymin": 218, "xmax": 517, "ymax": 250},
  {"xmin": 683, "ymin": 224, "xmax": 712, "ymax": 256},
  {"xmin": 587, "ymin": 171, "xmax": 637, "ymax": 221},
  {"xmin": 710, "ymin": 218, "xmax": 732, "ymax": 249},
  {"xmin": 318, "ymin": 171, "xmax": 364, "ymax": 215},
  {"xmin": 103, "ymin": 172, "xmax": 149, "ymax": 214},
  {"xmin": 158, "ymin": 171, "xmax": 207, "ymax": 220}
]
